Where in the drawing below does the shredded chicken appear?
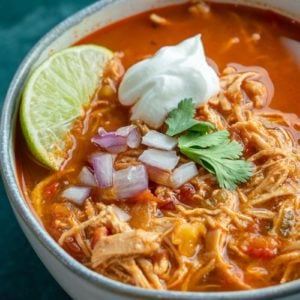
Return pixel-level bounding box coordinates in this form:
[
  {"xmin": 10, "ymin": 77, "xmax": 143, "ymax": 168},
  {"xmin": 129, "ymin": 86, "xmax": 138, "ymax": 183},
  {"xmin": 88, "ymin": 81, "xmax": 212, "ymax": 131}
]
[
  {"xmin": 149, "ymin": 13, "xmax": 170, "ymax": 26},
  {"xmin": 91, "ymin": 230, "xmax": 161, "ymax": 268},
  {"xmin": 32, "ymin": 62, "xmax": 300, "ymax": 291},
  {"xmin": 188, "ymin": 0, "xmax": 211, "ymax": 16}
]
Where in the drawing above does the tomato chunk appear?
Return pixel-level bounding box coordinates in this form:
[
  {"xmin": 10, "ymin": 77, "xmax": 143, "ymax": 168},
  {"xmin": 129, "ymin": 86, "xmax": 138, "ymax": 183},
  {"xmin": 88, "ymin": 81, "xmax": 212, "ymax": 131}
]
[
  {"xmin": 178, "ymin": 183, "xmax": 195, "ymax": 204},
  {"xmin": 131, "ymin": 189, "xmax": 158, "ymax": 202},
  {"xmin": 242, "ymin": 235, "xmax": 279, "ymax": 259},
  {"xmin": 43, "ymin": 182, "xmax": 59, "ymax": 198}
]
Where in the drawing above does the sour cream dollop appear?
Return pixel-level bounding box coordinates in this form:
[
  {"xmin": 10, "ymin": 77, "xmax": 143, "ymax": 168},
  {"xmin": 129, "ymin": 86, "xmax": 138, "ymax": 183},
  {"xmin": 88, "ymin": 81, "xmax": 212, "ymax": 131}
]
[{"xmin": 118, "ymin": 35, "xmax": 220, "ymax": 129}]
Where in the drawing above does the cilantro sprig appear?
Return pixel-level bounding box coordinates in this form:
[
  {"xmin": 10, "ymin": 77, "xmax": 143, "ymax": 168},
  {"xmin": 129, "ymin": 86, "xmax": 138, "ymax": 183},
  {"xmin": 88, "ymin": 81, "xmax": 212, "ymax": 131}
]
[
  {"xmin": 165, "ymin": 99, "xmax": 253, "ymax": 190},
  {"xmin": 166, "ymin": 99, "xmax": 215, "ymax": 136}
]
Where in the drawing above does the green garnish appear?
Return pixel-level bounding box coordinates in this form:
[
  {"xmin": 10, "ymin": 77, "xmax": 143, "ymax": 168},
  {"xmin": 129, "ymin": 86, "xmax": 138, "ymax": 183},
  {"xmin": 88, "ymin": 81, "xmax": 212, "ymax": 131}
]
[
  {"xmin": 178, "ymin": 130, "xmax": 229, "ymax": 148},
  {"xmin": 166, "ymin": 99, "xmax": 215, "ymax": 136},
  {"xmin": 166, "ymin": 100, "xmax": 253, "ymax": 190}
]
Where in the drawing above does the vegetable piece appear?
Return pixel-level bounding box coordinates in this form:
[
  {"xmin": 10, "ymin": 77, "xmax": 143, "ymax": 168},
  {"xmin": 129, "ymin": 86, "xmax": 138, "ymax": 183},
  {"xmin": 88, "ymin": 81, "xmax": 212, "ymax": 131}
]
[
  {"xmin": 127, "ymin": 127, "xmax": 142, "ymax": 148},
  {"xmin": 131, "ymin": 189, "xmax": 158, "ymax": 203},
  {"xmin": 62, "ymin": 186, "xmax": 91, "ymax": 206},
  {"xmin": 92, "ymin": 153, "xmax": 114, "ymax": 188},
  {"xmin": 166, "ymin": 99, "xmax": 253, "ymax": 190},
  {"xmin": 178, "ymin": 130, "xmax": 229, "ymax": 148},
  {"xmin": 116, "ymin": 125, "xmax": 141, "ymax": 148},
  {"xmin": 142, "ymin": 130, "xmax": 178, "ymax": 150},
  {"xmin": 146, "ymin": 165, "xmax": 173, "ymax": 187},
  {"xmin": 138, "ymin": 149, "xmax": 179, "ymax": 171},
  {"xmin": 43, "ymin": 182, "xmax": 59, "ymax": 198},
  {"xmin": 180, "ymin": 141, "xmax": 253, "ymax": 190},
  {"xmin": 172, "ymin": 222, "xmax": 206, "ymax": 257},
  {"xmin": 98, "ymin": 127, "xmax": 107, "ymax": 135},
  {"xmin": 242, "ymin": 235, "xmax": 278, "ymax": 259},
  {"xmin": 111, "ymin": 204, "xmax": 131, "ymax": 222},
  {"xmin": 114, "ymin": 165, "xmax": 148, "ymax": 199},
  {"xmin": 79, "ymin": 166, "xmax": 97, "ymax": 187},
  {"xmin": 166, "ymin": 98, "xmax": 214, "ymax": 136},
  {"xmin": 189, "ymin": 121, "xmax": 216, "ymax": 134},
  {"xmin": 166, "ymin": 99, "xmax": 198, "ymax": 136},
  {"xmin": 172, "ymin": 162, "xmax": 199, "ymax": 188},
  {"xmin": 178, "ymin": 183, "xmax": 196, "ymax": 204},
  {"xmin": 130, "ymin": 201, "xmax": 156, "ymax": 229},
  {"xmin": 92, "ymin": 132, "xmax": 127, "ymax": 153},
  {"xmin": 160, "ymin": 201, "xmax": 176, "ymax": 211}
]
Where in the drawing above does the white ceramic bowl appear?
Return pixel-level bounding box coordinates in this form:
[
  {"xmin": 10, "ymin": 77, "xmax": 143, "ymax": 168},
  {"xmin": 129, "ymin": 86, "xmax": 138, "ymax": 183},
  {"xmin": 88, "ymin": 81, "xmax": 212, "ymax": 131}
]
[{"xmin": 1, "ymin": 1, "xmax": 300, "ymax": 299}]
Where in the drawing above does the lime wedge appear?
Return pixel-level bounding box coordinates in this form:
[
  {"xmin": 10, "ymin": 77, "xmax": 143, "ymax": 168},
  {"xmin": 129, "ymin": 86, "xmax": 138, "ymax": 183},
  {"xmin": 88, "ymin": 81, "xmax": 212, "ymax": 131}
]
[{"xmin": 20, "ymin": 45, "xmax": 113, "ymax": 170}]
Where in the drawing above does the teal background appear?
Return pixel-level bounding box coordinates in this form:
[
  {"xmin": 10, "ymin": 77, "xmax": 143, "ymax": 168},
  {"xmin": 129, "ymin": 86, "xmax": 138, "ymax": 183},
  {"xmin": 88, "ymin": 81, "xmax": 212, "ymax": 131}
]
[{"xmin": 0, "ymin": 0, "xmax": 94, "ymax": 299}]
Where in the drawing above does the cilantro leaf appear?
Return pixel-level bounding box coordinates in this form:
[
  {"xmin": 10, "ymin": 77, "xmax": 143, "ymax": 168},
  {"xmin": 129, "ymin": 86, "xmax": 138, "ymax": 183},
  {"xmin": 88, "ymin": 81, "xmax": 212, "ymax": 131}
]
[
  {"xmin": 165, "ymin": 99, "xmax": 253, "ymax": 190},
  {"xmin": 166, "ymin": 99, "xmax": 216, "ymax": 136},
  {"xmin": 166, "ymin": 99, "xmax": 199, "ymax": 136},
  {"xmin": 189, "ymin": 121, "xmax": 216, "ymax": 134},
  {"xmin": 178, "ymin": 130, "xmax": 229, "ymax": 149},
  {"xmin": 186, "ymin": 140, "xmax": 244, "ymax": 160},
  {"xmin": 180, "ymin": 142, "xmax": 253, "ymax": 190},
  {"xmin": 200, "ymin": 158, "xmax": 253, "ymax": 190}
]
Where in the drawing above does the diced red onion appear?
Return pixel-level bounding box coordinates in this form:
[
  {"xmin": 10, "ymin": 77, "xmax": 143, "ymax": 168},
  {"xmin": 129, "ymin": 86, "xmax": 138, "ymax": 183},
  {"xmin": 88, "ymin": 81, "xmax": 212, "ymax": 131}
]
[
  {"xmin": 127, "ymin": 127, "xmax": 142, "ymax": 148},
  {"xmin": 62, "ymin": 186, "xmax": 91, "ymax": 206},
  {"xmin": 171, "ymin": 162, "xmax": 199, "ymax": 188},
  {"xmin": 116, "ymin": 125, "xmax": 141, "ymax": 148},
  {"xmin": 111, "ymin": 204, "xmax": 131, "ymax": 222},
  {"xmin": 142, "ymin": 130, "xmax": 177, "ymax": 150},
  {"xmin": 146, "ymin": 165, "xmax": 173, "ymax": 187},
  {"xmin": 116, "ymin": 125, "xmax": 133, "ymax": 136},
  {"xmin": 92, "ymin": 153, "xmax": 114, "ymax": 188},
  {"xmin": 89, "ymin": 152, "xmax": 117, "ymax": 165},
  {"xmin": 79, "ymin": 166, "xmax": 97, "ymax": 187},
  {"xmin": 138, "ymin": 149, "xmax": 179, "ymax": 171},
  {"xmin": 114, "ymin": 165, "xmax": 148, "ymax": 200},
  {"xmin": 92, "ymin": 132, "xmax": 127, "ymax": 153},
  {"xmin": 93, "ymin": 125, "xmax": 141, "ymax": 152}
]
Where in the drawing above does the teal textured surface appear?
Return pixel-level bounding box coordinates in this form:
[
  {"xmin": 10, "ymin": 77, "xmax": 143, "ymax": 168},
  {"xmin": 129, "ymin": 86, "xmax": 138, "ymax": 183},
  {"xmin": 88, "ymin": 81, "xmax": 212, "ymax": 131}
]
[{"xmin": 0, "ymin": 1, "xmax": 93, "ymax": 299}]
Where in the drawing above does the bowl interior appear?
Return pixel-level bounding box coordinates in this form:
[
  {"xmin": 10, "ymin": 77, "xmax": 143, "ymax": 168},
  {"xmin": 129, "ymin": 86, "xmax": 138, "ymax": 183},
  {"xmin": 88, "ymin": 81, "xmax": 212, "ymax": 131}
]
[{"xmin": 1, "ymin": 0, "xmax": 300, "ymax": 299}]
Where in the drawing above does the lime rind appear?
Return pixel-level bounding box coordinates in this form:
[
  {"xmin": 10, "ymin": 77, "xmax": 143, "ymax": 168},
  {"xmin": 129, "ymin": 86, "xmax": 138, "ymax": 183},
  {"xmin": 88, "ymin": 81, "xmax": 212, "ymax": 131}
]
[{"xmin": 20, "ymin": 45, "xmax": 113, "ymax": 170}]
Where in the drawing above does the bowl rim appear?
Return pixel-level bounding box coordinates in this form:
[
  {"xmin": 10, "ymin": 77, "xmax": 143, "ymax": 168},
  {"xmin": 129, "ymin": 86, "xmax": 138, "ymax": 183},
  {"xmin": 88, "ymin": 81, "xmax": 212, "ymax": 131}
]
[{"xmin": 1, "ymin": 0, "xmax": 300, "ymax": 299}]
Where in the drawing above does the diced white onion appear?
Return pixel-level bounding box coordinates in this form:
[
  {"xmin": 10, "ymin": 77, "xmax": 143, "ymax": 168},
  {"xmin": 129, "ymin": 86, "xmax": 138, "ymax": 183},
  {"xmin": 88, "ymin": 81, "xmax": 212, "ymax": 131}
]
[
  {"xmin": 138, "ymin": 149, "xmax": 179, "ymax": 171},
  {"xmin": 79, "ymin": 166, "xmax": 97, "ymax": 187},
  {"xmin": 111, "ymin": 204, "xmax": 131, "ymax": 222},
  {"xmin": 62, "ymin": 186, "xmax": 91, "ymax": 206},
  {"xmin": 146, "ymin": 165, "xmax": 173, "ymax": 187},
  {"xmin": 172, "ymin": 162, "xmax": 199, "ymax": 188},
  {"xmin": 114, "ymin": 165, "xmax": 148, "ymax": 200},
  {"xmin": 142, "ymin": 130, "xmax": 178, "ymax": 150},
  {"xmin": 92, "ymin": 153, "xmax": 114, "ymax": 188}
]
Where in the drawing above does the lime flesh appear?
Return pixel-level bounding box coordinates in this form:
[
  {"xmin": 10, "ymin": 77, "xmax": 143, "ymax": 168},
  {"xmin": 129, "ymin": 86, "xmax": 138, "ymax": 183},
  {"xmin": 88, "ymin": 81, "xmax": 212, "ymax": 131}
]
[{"xmin": 20, "ymin": 45, "xmax": 113, "ymax": 170}]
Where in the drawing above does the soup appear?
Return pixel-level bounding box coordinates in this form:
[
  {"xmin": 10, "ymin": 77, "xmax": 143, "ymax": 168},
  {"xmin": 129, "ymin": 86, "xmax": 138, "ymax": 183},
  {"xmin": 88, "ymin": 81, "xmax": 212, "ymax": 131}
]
[{"xmin": 16, "ymin": 1, "xmax": 300, "ymax": 292}]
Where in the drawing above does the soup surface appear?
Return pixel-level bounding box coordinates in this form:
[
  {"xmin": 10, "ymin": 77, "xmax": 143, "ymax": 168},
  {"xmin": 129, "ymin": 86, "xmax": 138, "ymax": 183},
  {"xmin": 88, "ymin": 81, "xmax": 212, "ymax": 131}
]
[{"xmin": 16, "ymin": 1, "xmax": 300, "ymax": 292}]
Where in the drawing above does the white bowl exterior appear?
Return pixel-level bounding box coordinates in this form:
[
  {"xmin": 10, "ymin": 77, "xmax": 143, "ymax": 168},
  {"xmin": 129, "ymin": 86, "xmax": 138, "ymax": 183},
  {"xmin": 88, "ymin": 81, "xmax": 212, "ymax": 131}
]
[
  {"xmin": 15, "ymin": 212, "xmax": 133, "ymax": 300},
  {"xmin": 6, "ymin": 0, "xmax": 300, "ymax": 299}
]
